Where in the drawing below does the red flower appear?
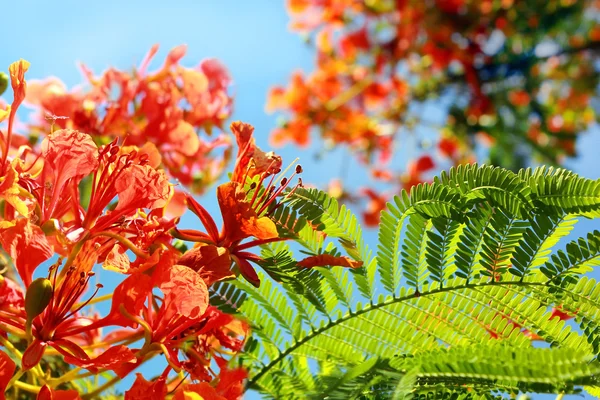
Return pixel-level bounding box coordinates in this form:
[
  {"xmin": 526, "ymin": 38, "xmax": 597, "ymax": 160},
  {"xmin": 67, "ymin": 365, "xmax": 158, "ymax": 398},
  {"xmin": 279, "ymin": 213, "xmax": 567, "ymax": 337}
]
[
  {"xmin": 178, "ymin": 180, "xmax": 284, "ymax": 287},
  {"xmin": 82, "ymin": 139, "xmax": 172, "ymax": 233},
  {"xmin": 175, "ymin": 121, "xmax": 301, "ymax": 287},
  {"xmin": 409, "ymin": 155, "xmax": 435, "ymax": 175},
  {"xmin": 23, "ymin": 46, "xmax": 232, "ymax": 195},
  {"xmin": 438, "ymin": 137, "xmax": 459, "ymax": 159},
  {"xmin": 103, "ymin": 264, "xmax": 248, "ymax": 381},
  {"xmin": 15, "ymin": 241, "xmax": 135, "ymax": 374}
]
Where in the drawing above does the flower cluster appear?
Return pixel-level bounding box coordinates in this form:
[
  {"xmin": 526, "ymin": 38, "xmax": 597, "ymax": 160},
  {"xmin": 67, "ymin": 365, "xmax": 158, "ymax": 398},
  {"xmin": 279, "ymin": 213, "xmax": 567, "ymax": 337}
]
[
  {"xmin": 22, "ymin": 44, "xmax": 232, "ymax": 195},
  {"xmin": 269, "ymin": 0, "xmax": 600, "ymax": 226},
  {"xmin": 0, "ymin": 55, "xmax": 327, "ymax": 399}
]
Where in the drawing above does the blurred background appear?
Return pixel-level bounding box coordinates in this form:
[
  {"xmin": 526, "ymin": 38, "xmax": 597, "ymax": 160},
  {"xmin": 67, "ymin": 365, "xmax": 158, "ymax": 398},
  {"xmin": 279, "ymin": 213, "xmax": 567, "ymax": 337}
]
[{"xmin": 1, "ymin": 0, "xmax": 599, "ymax": 398}]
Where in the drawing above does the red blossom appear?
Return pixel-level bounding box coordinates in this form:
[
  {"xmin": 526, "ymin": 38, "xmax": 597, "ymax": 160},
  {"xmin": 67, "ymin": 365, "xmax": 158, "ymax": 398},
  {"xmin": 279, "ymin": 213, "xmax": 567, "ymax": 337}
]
[
  {"xmin": 174, "ymin": 122, "xmax": 303, "ymax": 287},
  {"xmin": 409, "ymin": 155, "xmax": 435, "ymax": 175},
  {"xmin": 550, "ymin": 307, "xmax": 575, "ymax": 321}
]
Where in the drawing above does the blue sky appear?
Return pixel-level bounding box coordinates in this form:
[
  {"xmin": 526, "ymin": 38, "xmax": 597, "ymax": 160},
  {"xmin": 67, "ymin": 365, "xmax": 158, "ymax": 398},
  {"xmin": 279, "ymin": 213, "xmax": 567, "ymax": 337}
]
[{"xmin": 1, "ymin": 1, "xmax": 599, "ymax": 399}]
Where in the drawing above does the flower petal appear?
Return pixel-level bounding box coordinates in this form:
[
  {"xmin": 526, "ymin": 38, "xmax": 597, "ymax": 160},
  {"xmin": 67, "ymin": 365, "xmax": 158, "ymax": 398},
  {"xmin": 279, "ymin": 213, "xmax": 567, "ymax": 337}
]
[
  {"xmin": 22, "ymin": 339, "xmax": 47, "ymax": 371},
  {"xmin": 233, "ymin": 256, "xmax": 261, "ymax": 288},
  {"xmin": 230, "ymin": 121, "xmax": 282, "ymax": 183},
  {"xmin": 104, "ymin": 273, "xmax": 153, "ymax": 328},
  {"xmin": 0, "ymin": 349, "xmax": 16, "ymax": 400},
  {"xmin": 124, "ymin": 374, "xmax": 167, "ymax": 400},
  {"xmin": 0, "ymin": 219, "xmax": 53, "ymax": 286},
  {"xmin": 103, "ymin": 244, "xmax": 131, "ymax": 274},
  {"xmin": 8, "ymin": 59, "xmax": 30, "ymax": 107},
  {"xmin": 160, "ymin": 264, "xmax": 209, "ymax": 320},
  {"xmin": 217, "ymin": 182, "xmax": 278, "ymax": 243},
  {"xmin": 41, "ymin": 129, "xmax": 99, "ymax": 193},
  {"xmin": 37, "ymin": 385, "xmax": 81, "ymax": 400},
  {"xmin": 62, "ymin": 345, "xmax": 136, "ymax": 376},
  {"xmin": 178, "ymin": 244, "xmax": 235, "ymax": 286},
  {"xmin": 115, "ymin": 164, "xmax": 172, "ymax": 212},
  {"xmin": 0, "ymin": 275, "xmax": 24, "ymax": 308}
]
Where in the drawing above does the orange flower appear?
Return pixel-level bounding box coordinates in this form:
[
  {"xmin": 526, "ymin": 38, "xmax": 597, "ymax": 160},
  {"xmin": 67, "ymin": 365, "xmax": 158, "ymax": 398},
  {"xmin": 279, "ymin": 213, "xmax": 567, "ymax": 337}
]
[
  {"xmin": 22, "ymin": 46, "xmax": 232, "ymax": 195},
  {"xmin": 82, "ymin": 139, "xmax": 172, "ymax": 233},
  {"xmin": 175, "ymin": 123, "xmax": 302, "ymax": 287},
  {"xmin": 19, "ymin": 241, "xmax": 136, "ymax": 374},
  {"xmin": 178, "ymin": 178, "xmax": 289, "ymax": 287},
  {"xmin": 103, "ymin": 266, "xmax": 245, "ymax": 383},
  {"xmin": 126, "ymin": 364, "xmax": 246, "ymax": 400}
]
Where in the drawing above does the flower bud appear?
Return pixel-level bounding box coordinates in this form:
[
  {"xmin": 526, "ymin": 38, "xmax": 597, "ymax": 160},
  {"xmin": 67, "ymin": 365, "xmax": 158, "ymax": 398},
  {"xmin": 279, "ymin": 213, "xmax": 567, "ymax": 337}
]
[
  {"xmin": 41, "ymin": 219, "xmax": 61, "ymax": 236},
  {"xmin": 0, "ymin": 72, "xmax": 8, "ymax": 96},
  {"xmin": 25, "ymin": 278, "xmax": 53, "ymax": 321},
  {"xmin": 173, "ymin": 239, "xmax": 189, "ymax": 253}
]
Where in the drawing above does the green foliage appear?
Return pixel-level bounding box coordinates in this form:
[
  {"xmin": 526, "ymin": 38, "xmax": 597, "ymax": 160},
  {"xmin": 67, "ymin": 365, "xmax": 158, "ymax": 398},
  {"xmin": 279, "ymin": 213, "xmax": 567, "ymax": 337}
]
[{"xmin": 215, "ymin": 165, "xmax": 600, "ymax": 399}]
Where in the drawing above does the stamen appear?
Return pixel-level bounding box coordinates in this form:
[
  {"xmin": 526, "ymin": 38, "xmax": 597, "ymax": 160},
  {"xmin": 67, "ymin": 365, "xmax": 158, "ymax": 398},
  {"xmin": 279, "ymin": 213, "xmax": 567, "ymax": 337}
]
[
  {"xmin": 64, "ymin": 283, "xmax": 103, "ymax": 320},
  {"xmin": 249, "ymin": 172, "xmax": 272, "ymax": 208},
  {"xmin": 240, "ymin": 158, "xmax": 256, "ymax": 187},
  {"xmin": 257, "ymin": 164, "xmax": 303, "ymax": 216},
  {"xmin": 250, "ymin": 157, "xmax": 284, "ymax": 209}
]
